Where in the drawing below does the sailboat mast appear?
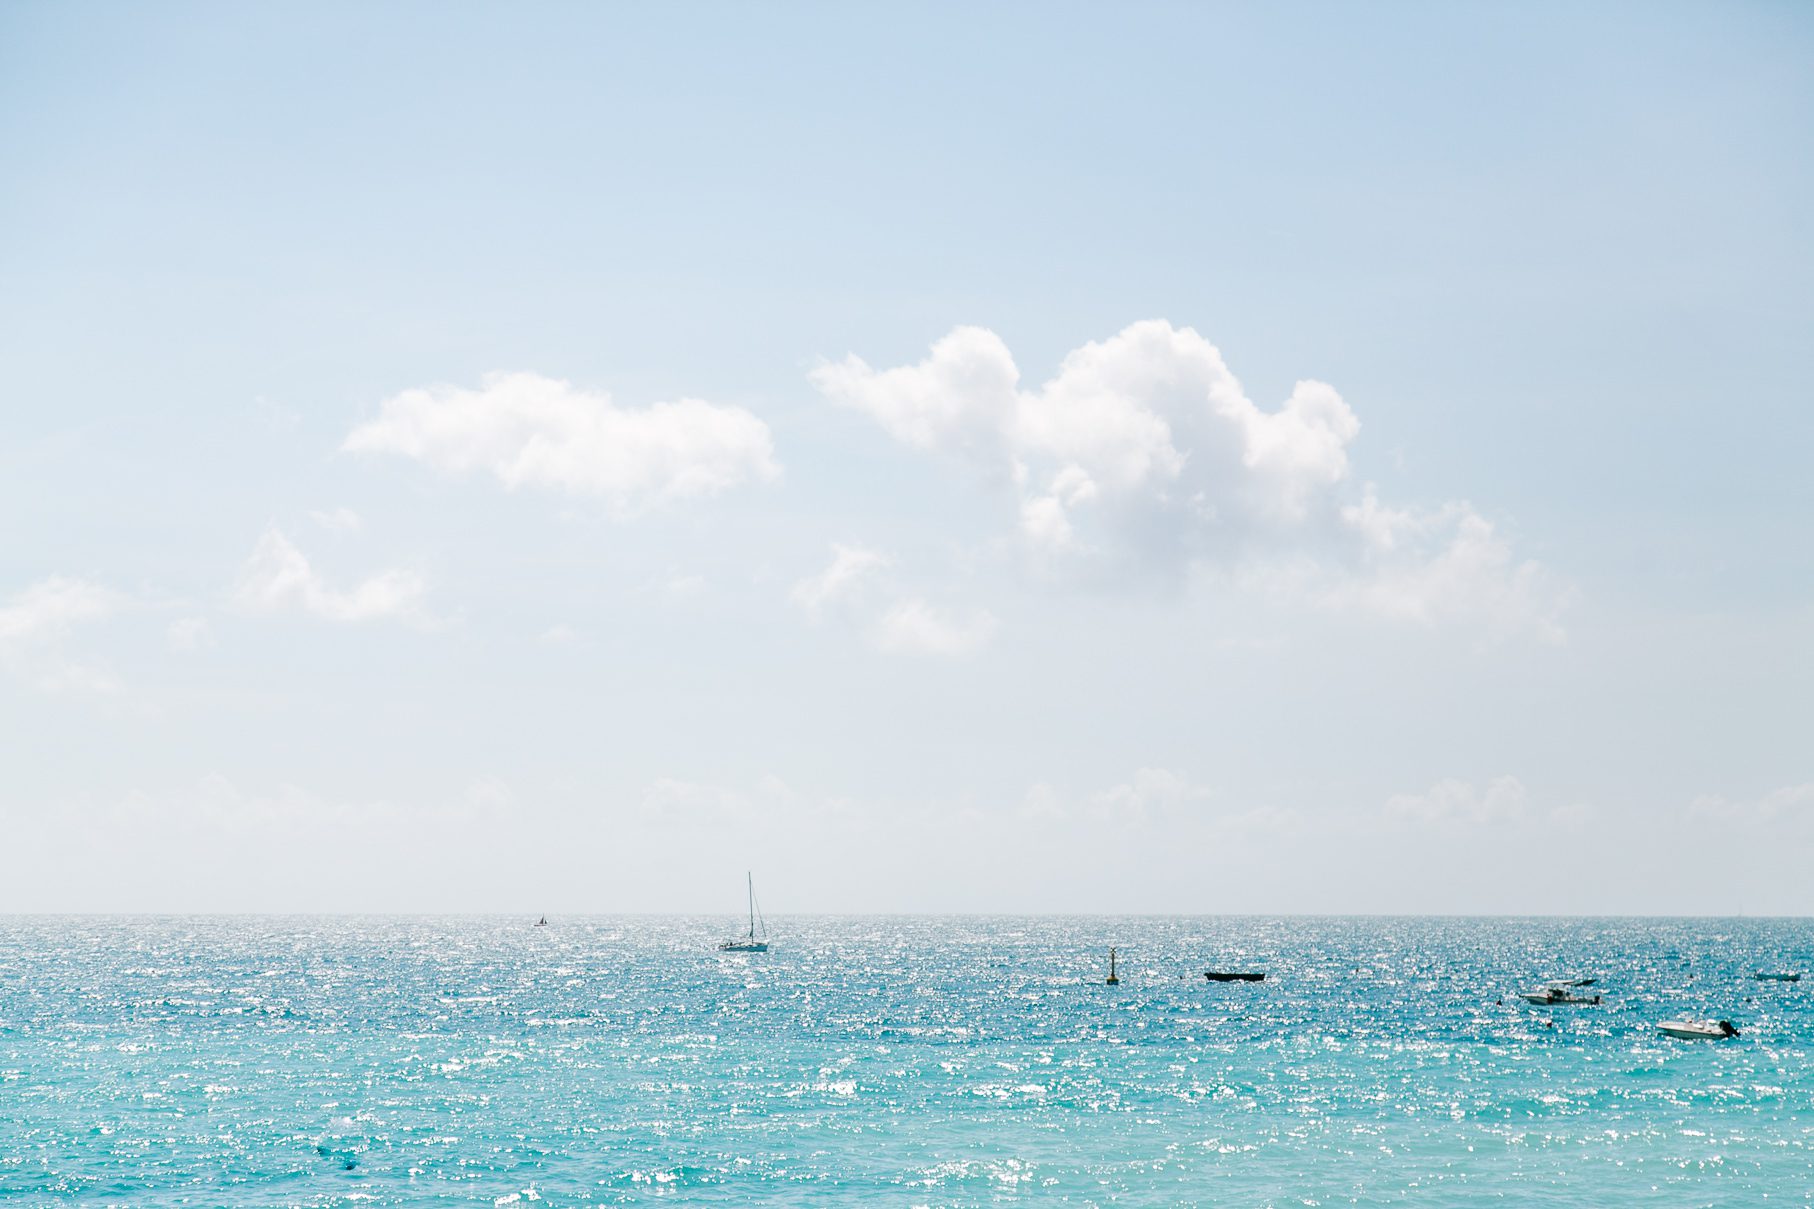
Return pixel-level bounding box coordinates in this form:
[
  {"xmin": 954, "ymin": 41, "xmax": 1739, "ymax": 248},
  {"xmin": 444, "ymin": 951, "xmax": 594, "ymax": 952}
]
[{"xmin": 747, "ymin": 871, "xmax": 755, "ymax": 940}]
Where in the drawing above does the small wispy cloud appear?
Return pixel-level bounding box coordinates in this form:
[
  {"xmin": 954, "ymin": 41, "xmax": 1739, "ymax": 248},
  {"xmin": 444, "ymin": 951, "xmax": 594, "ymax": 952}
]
[
  {"xmin": 1386, "ymin": 776, "xmax": 1528, "ymax": 826},
  {"xmin": 871, "ymin": 598, "xmax": 997, "ymax": 657},
  {"xmin": 792, "ymin": 543, "xmax": 995, "ymax": 657},
  {"xmin": 1688, "ymin": 783, "xmax": 1814, "ymax": 827},
  {"xmin": 0, "ymin": 576, "xmax": 125, "ymax": 695},
  {"xmin": 790, "ymin": 543, "xmax": 890, "ymax": 621},
  {"xmin": 0, "ymin": 576, "xmax": 119, "ymax": 645},
  {"xmin": 166, "ymin": 616, "xmax": 214, "ymax": 653},
  {"xmin": 232, "ymin": 528, "xmax": 427, "ymax": 625},
  {"xmin": 308, "ymin": 506, "xmax": 363, "ymax": 532}
]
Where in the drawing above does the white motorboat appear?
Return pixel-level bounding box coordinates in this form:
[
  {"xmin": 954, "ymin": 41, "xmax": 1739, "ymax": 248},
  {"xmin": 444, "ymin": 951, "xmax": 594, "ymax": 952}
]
[
  {"xmin": 717, "ymin": 872, "xmax": 769, "ymax": 953},
  {"xmin": 1658, "ymin": 1019, "xmax": 1738, "ymax": 1040}
]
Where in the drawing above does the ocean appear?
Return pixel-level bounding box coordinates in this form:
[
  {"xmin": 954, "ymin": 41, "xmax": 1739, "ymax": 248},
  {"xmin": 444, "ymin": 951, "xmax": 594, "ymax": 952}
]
[{"xmin": 1, "ymin": 915, "xmax": 1809, "ymax": 1205}]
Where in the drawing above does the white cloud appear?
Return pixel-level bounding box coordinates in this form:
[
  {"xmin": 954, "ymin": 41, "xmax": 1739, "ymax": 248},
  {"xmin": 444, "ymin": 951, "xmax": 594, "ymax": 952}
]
[
  {"xmin": 308, "ymin": 506, "xmax": 363, "ymax": 532},
  {"xmin": 1090, "ymin": 767, "xmax": 1214, "ymax": 822},
  {"xmin": 343, "ymin": 371, "xmax": 780, "ymax": 509},
  {"xmin": 790, "ymin": 543, "xmax": 994, "ymax": 656},
  {"xmin": 871, "ymin": 598, "xmax": 998, "ymax": 657},
  {"xmin": 791, "ymin": 543, "xmax": 891, "ymax": 620},
  {"xmin": 1018, "ymin": 768, "xmax": 1300, "ymax": 835},
  {"xmin": 233, "ymin": 528, "xmax": 427, "ymax": 624},
  {"xmin": 638, "ymin": 774, "xmax": 828, "ymax": 828},
  {"xmin": 464, "ymin": 776, "xmax": 516, "ymax": 811},
  {"xmin": 166, "ymin": 616, "xmax": 214, "ymax": 653},
  {"xmin": 1333, "ymin": 491, "xmax": 1568, "ymax": 642},
  {"xmin": 1688, "ymin": 783, "xmax": 1814, "ymax": 826},
  {"xmin": 0, "ymin": 576, "xmax": 118, "ymax": 645},
  {"xmin": 812, "ymin": 320, "xmax": 1356, "ymax": 543},
  {"xmin": 639, "ymin": 777, "xmax": 752, "ymax": 824},
  {"xmin": 1387, "ymin": 776, "xmax": 1528, "ymax": 826},
  {"xmin": 1019, "ymin": 782, "xmax": 1066, "ymax": 821},
  {"xmin": 31, "ymin": 659, "xmax": 124, "ymax": 697},
  {"xmin": 0, "ymin": 576, "xmax": 123, "ymax": 694},
  {"xmin": 813, "ymin": 321, "xmax": 1566, "ymax": 639}
]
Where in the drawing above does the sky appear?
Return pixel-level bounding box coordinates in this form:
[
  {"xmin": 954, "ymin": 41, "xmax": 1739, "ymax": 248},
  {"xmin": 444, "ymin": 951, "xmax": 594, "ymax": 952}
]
[{"xmin": 2, "ymin": 2, "xmax": 1810, "ymax": 914}]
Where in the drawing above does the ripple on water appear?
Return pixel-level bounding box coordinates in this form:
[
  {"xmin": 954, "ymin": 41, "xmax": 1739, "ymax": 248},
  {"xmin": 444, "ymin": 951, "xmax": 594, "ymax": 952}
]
[{"xmin": 0, "ymin": 915, "xmax": 1811, "ymax": 1203}]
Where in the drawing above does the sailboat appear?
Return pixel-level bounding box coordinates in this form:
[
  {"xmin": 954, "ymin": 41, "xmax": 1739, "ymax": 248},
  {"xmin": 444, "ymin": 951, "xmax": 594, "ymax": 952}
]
[{"xmin": 717, "ymin": 872, "xmax": 769, "ymax": 952}]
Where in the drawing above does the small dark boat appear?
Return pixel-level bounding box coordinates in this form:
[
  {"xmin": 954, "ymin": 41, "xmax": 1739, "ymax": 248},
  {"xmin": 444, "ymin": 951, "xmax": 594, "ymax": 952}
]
[
  {"xmin": 1755, "ymin": 972, "xmax": 1800, "ymax": 982},
  {"xmin": 535, "ymin": 917, "xmax": 547, "ymax": 926},
  {"xmin": 1522, "ymin": 984, "xmax": 1600, "ymax": 1005},
  {"xmin": 1205, "ymin": 971, "xmax": 1265, "ymax": 982}
]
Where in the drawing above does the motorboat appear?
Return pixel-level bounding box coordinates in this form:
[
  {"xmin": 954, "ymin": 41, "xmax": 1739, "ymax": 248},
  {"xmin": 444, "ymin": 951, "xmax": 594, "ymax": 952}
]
[
  {"xmin": 1204, "ymin": 971, "xmax": 1265, "ymax": 982},
  {"xmin": 717, "ymin": 872, "xmax": 769, "ymax": 953},
  {"xmin": 1754, "ymin": 972, "xmax": 1801, "ymax": 982},
  {"xmin": 1658, "ymin": 1019, "xmax": 1739, "ymax": 1040},
  {"xmin": 1522, "ymin": 983, "xmax": 1601, "ymax": 1005}
]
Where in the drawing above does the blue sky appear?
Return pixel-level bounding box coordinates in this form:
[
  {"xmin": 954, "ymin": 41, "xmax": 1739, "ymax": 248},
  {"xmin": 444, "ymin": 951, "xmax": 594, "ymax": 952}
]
[{"xmin": 2, "ymin": 3, "xmax": 1810, "ymax": 913}]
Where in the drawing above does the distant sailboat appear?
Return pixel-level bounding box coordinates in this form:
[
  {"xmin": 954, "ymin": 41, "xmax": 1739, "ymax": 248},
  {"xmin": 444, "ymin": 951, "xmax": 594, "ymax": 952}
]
[
  {"xmin": 535, "ymin": 916, "xmax": 547, "ymax": 927},
  {"xmin": 717, "ymin": 872, "xmax": 769, "ymax": 952}
]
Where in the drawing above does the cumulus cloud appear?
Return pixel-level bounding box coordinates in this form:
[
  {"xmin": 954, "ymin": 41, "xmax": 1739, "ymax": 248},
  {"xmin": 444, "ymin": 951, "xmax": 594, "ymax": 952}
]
[
  {"xmin": 812, "ymin": 321, "xmax": 1566, "ymax": 639},
  {"xmin": 1387, "ymin": 776, "xmax": 1529, "ymax": 826},
  {"xmin": 233, "ymin": 528, "xmax": 427, "ymax": 624},
  {"xmin": 871, "ymin": 598, "xmax": 998, "ymax": 657},
  {"xmin": 812, "ymin": 321, "xmax": 1356, "ymax": 546},
  {"xmin": 343, "ymin": 371, "xmax": 780, "ymax": 510},
  {"xmin": 790, "ymin": 543, "xmax": 890, "ymax": 620}
]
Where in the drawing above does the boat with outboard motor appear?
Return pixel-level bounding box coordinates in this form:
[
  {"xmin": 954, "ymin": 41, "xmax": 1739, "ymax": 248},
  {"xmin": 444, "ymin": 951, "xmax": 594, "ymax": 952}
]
[
  {"xmin": 1658, "ymin": 1019, "xmax": 1739, "ymax": 1040},
  {"xmin": 1522, "ymin": 981, "xmax": 1602, "ymax": 1005}
]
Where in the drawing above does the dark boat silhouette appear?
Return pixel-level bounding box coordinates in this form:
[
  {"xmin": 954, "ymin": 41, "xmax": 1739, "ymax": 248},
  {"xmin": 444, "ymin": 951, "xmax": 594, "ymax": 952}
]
[{"xmin": 1205, "ymin": 971, "xmax": 1265, "ymax": 982}]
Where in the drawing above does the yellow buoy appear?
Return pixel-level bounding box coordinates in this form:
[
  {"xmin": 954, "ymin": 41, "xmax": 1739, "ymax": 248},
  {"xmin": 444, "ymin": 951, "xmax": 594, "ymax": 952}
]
[{"xmin": 1106, "ymin": 946, "xmax": 1119, "ymax": 985}]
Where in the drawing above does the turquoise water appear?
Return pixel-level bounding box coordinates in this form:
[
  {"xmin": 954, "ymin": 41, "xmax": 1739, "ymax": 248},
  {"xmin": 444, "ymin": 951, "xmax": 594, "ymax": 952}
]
[{"xmin": 2, "ymin": 916, "xmax": 1811, "ymax": 1205}]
